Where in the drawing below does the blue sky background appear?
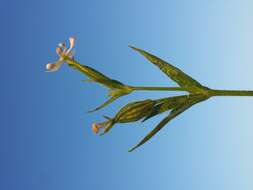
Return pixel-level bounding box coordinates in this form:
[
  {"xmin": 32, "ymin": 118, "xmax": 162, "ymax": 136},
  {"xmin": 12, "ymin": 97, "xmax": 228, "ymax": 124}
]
[{"xmin": 3, "ymin": 0, "xmax": 253, "ymax": 189}]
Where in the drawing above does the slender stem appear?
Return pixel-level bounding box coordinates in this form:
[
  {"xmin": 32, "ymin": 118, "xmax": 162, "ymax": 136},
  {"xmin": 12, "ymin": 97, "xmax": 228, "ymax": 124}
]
[
  {"xmin": 130, "ymin": 86, "xmax": 186, "ymax": 92},
  {"xmin": 210, "ymin": 89, "xmax": 253, "ymax": 97},
  {"xmin": 65, "ymin": 57, "xmax": 253, "ymax": 97}
]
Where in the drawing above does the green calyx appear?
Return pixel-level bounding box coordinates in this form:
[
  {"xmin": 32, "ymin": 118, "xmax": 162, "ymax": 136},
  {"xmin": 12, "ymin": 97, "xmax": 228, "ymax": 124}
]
[
  {"xmin": 99, "ymin": 99, "xmax": 155, "ymax": 135},
  {"xmin": 114, "ymin": 99, "xmax": 155, "ymax": 123}
]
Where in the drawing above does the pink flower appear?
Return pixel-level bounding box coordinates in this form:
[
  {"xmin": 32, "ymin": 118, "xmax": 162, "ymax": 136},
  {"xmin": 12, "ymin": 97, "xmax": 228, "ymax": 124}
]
[
  {"xmin": 91, "ymin": 123, "xmax": 104, "ymax": 134},
  {"xmin": 45, "ymin": 37, "xmax": 76, "ymax": 72}
]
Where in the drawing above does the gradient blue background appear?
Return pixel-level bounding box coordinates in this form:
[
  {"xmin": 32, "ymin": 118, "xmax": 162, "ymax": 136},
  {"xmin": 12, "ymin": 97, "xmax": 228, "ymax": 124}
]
[{"xmin": 3, "ymin": 0, "xmax": 253, "ymax": 189}]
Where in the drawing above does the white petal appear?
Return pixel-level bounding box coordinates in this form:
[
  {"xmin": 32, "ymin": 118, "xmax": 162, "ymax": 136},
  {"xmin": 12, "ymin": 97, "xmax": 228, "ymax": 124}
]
[
  {"xmin": 45, "ymin": 60, "xmax": 64, "ymax": 72},
  {"xmin": 69, "ymin": 37, "xmax": 76, "ymax": 49},
  {"xmin": 46, "ymin": 63, "xmax": 56, "ymax": 70},
  {"xmin": 65, "ymin": 37, "xmax": 76, "ymax": 55}
]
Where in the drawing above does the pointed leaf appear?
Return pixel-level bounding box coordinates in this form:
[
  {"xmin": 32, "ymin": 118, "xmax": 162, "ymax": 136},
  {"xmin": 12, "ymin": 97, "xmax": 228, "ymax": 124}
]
[
  {"xmin": 129, "ymin": 95, "xmax": 208, "ymax": 152},
  {"xmin": 128, "ymin": 104, "xmax": 192, "ymax": 152},
  {"xmin": 130, "ymin": 46, "xmax": 205, "ymax": 92},
  {"xmin": 67, "ymin": 59, "xmax": 125, "ymax": 89},
  {"xmin": 88, "ymin": 96, "xmax": 119, "ymax": 113}
]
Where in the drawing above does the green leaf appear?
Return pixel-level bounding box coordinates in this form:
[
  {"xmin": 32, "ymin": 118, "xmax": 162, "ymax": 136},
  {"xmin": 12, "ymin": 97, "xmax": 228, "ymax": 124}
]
[
  {"xmin": 129, "ymin": 46, "xmax": 205, "ymax": 93},
  {"xmin": 128, "ymin": 95, "xmax": 208, "ymax": 152},
  {"xmin": 67, "ymin": 59, "xmax": 125, "ymax": 89},
  {"xmin": 88, "ymin": 96, "xmax": 119, "ymax": 113},
  {"xmin": 128, "ymin": 104, "xmax": 191, "ymax": 152}
]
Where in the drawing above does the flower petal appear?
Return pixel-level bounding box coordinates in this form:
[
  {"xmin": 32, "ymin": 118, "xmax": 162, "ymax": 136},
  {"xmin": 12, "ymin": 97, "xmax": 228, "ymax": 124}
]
[
  {"xmin": 92, "ymin": 123, "xmax": 105, "ymax": 134},
  {"xmin": 55, "ymin": 47, "xmax": 63, "ymax": 56},
  {"xmin": 65, "ymin": 37, "xmax": 76, "ymax": 55},
  {"xmin": 45, "ymin": 60, "xmax": 65, "ymax": 72},
  {"xmin": 69, "ymin": 37, "xmax": 75, "ymax": 49},
  {"xmin": 92, "ymin": 123, "xmax": 99, "ymax": 134},
  {"xmin": 46, "ymin": 63, "xmax": 55, "ymax": 70}
]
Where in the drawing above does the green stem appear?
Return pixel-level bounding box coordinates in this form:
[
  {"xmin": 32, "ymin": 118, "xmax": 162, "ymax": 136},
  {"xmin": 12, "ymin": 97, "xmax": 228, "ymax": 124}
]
[
  {"xmin": 65, "ymin": 57, "xmax": 253, "ymax": 97},
  {"xmin": 130, "ymin": 86, "xmax": 186, "ymax": 92},
  {"xmin": 210, "ymin": 89, "xmax": 253, "ymax": 97}
]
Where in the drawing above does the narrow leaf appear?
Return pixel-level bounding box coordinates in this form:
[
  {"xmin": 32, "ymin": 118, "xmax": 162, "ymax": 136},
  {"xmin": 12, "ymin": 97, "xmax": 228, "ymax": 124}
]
[
  {"xmin": 129, "ymin": 95, "xmax": 208, "ymax": 152},
  {"xmin": 67, "ymin": 59, "xmax": 125, "ymax": 89},
  {"xmin": 88, "ymin": 96, "xmax": 119, "ymax": 113},
  {"xmin": 129, "ymin": 46, "xmax": 204, "ymax": 92},
  {"xmin": 128, "ymin": 104, "xmax": 192, "ymax": 152}
]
